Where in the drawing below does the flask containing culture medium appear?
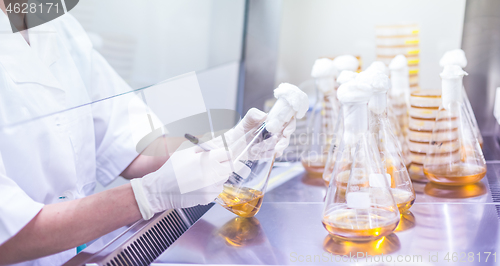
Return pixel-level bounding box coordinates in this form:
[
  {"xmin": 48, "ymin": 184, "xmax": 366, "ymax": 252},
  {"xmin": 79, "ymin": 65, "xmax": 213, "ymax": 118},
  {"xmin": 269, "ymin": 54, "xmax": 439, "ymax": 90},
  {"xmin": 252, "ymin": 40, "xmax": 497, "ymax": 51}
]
[
  {"xmin": 388, "ymin": 55, "xmax": 410, "ymax": 139},
  {"xmin": 439, "ymin": 49, "xmax": 483, "ymax": 148},
  {"xmin": 322, "ymin": 70, "xmax": 358, "ymax": 186},
  {"xmin": 217, "ymin": 83, "xmax": 308, "ymax": 217},
  {"xmin": 322, "ymin": 80, "xmax": 400, "ymax": 241},
  {"xmin": 302, "ymin": 56, "xmax": 359, "ymax": 177},
  {"xmin": 301, "ymin": 58, "xmax": 339, "ymax": 177},
  {"xmin": 357, "ymin": 69, "xmax": 415, "ymax": 214},
  {"xmin": 367, "ymin": 61, "xmax": 411, "ymax": 167},
  {"xmin": 423, "ymin": 65, "xmax": 486, "ymax": 186}
]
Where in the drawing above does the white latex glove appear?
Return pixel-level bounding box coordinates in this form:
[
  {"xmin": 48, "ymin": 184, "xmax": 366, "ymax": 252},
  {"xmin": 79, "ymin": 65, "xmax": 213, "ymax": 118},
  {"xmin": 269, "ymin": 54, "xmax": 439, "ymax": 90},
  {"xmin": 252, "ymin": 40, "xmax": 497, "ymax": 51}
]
[
  {"xmin": 211, "ymin": 108, "xmax": 296, "ymax": 159},
  {"xmin": 131, "ymin": 141, "xmax": 232, "ymax": 220}
]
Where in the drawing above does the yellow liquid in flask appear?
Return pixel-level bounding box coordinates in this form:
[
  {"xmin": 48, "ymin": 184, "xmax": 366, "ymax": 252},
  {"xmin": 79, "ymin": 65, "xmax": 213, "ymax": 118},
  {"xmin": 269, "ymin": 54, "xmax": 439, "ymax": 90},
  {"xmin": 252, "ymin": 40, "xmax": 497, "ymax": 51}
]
[
  {"xmin": 322, "ymin": 208, "xmax": 399, "ymax": 241},
  {"xmin": 424, "ymin": 164, "xmax": 486, "ymax": 186},
  {"xmin": 219, "ymin": 185, "xmax": 264, "ymax": 217},
  {"xmin": 301, "ymin": 154, "xmax": 327, "ymax": 178},
  {"xmin": 391, "ymin": 188, "xmax": 415, "ymax": 213}
]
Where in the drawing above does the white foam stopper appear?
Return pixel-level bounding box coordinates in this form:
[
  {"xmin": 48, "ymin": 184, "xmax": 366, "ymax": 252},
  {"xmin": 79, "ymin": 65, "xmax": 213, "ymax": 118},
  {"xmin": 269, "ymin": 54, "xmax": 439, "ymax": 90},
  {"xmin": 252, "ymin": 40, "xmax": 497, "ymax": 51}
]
[
  {"xmin": 389, "ymin": 55, "xmax": 407, "ymax": 70},
  {"xmin": 441, "ymin": 65, "xmax": 468, "ymax": 108},
  {"xmin": 337, "ymin": 80, "xmax": 373, "ymax": 103},
  {"xmin": 389, "ymin": 55, "xmax": 410, "ymax": 96},
  {"xmin": 337, "ymin": 70, "xmax": 358, "ymax": 85},
  {"xmin": 366, "ymin": 61, "xmax": 389, "ymax": 75},
  {"xmin": 266, "ymin": 83, "xmax": 309, "ymax": 134},
  {"xmin": 356, "ymin": 71, "xmax": 390, "ymax": 114},
  {"xmin": 311, "ymin": 58, "xmax": 338, "ymax": 78},
  {"xmin": 440, "ymin": 49, "xmax": 467, "ymax": 68},
  {"xmin": 332, "ymin": 55, "xmax": 359, "ymax": 72},
  {"xmin": 315, "ymin": 77, "xmax": 335, "ymax": 94},
  {"xmin": 346, "ymin": 192, "xmax": 371, "ymax": 209},
  {"xmin": 369, "ymin": 173, "xmax": 391, "ymax": 188},
  {"xmin": 356, "ymin": 71, "xmax": 390, "ymax": 93}
]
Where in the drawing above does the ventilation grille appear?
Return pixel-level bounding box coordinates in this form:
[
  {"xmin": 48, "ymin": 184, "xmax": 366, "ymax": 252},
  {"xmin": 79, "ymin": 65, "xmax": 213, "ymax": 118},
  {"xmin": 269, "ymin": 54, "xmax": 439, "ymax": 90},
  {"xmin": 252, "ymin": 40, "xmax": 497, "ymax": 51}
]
[
  {"xmin": 182, "ymin": 203, "xmax": 214, "ymax": 225},
  {"xmin": 103, "ymin": 204, "xmax": 213, "ymax": 266},
  {"xmin": 489, "ymin": 182, "xmax": 500, "ymax": 203},
  {"xmin": 487, "ymin": 169, "xmax": 500, "ymax": 219}
]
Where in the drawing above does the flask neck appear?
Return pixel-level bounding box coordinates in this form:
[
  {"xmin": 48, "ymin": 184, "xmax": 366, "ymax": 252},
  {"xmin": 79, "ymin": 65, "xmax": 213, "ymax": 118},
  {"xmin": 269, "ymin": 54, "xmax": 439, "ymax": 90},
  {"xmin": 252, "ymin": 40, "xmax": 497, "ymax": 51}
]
[
  {"xmin": 315, "ymin": 77, "xmax": 336, "ymax": 95},
  {"xmin": 390, "ymin": 69, "xmax": 410, "ymax": 97},
  {"xmin": 233, "ymin": 122, "xmax": 270, "ymax": 162},
  {"xmin": 343, "ymin": 102, "xmax": 368, "ymax": 145},
  {"xmin": 369, "ymin": 91, "xmax": 388, "ymax": 116},
  {"xmin": 441, "ymin": 77, "xmax": 463, "ymax": 108},
  {"xmin": 265, "ymin": 98, "xmax": 294, "ymax": 134}
]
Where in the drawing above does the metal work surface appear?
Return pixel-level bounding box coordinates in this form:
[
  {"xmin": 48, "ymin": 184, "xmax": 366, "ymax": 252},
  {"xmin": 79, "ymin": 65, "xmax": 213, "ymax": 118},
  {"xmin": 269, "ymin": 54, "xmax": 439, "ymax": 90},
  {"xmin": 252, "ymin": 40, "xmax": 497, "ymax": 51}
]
[
  {"xmin": 63, "ymin": 164, "xmax": 302, "ymax": 266},
  {"xmin": 154, "ymin": 162, "xmax": 500, "ymax": 265}
]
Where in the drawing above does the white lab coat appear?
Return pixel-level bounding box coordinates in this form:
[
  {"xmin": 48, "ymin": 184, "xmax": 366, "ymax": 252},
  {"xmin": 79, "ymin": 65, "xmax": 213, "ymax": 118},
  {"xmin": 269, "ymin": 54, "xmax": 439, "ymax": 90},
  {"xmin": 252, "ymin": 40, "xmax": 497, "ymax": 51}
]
[{"xmin": 0, "ymin": 12, "xmax": 141, "ymax": 266}]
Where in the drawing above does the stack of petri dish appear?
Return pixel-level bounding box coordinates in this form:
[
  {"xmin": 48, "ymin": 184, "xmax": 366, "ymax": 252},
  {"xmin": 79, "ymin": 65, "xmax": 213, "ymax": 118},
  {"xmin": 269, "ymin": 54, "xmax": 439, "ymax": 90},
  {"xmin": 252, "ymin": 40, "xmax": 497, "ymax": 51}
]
[
  {"xmin": 375, "ymin": 23, "xmax": 420, "ymax": 89},
  {"xmin": 407, "ymin": 89, "xmax": 442, "ymax": 182}
]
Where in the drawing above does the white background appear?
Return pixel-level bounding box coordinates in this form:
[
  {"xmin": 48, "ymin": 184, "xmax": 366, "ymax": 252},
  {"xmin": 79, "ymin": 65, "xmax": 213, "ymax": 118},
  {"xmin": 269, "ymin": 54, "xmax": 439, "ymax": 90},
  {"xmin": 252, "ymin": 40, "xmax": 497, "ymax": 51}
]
[{"xmin": 275, "ymin": 0, "xmax": 466, "ymax": 90}]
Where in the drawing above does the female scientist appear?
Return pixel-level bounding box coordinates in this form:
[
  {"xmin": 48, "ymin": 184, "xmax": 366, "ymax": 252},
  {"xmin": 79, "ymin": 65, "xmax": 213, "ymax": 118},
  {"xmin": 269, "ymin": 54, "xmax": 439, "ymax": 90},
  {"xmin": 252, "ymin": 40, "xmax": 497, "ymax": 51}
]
[{"xmin": 0, "ymin": 3, "xmax": 295, "ymax": 265}]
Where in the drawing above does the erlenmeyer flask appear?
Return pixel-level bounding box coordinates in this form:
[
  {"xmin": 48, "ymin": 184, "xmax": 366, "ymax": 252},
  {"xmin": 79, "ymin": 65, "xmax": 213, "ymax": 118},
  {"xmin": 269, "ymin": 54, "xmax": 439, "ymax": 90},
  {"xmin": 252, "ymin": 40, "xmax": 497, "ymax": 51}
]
[
  {"xmin": 322, "ymin": 70, "xmax": 357, "ymax": 186},
  {"xmin": 388, "ymin": 55, "xmax": 410, "ymax": 140},
  {"xmin": 357, "ymin": 70, "xmax": 415, "ymax": 214},
  {"xmin": 463, "ymin": 88, "xmax": 483, "ymax": 148},
  {"xmin": 388, "ymin": 110, "xmax": 412, "ymax": 167},
  {"xmin": 423, "ymin": 65, "xmax": 486, "ymax": 186},
  {"xmin": 322, "ymin": 80, "xmax": 400, "ymax": 241},
  {"xmin": 367, "ymin": 61, "xmax": 411, "ymax": 167},
  {"xmin": 217, "ymin": 83, "xmax": 308, "ymax": 217},
  {"xmin": 302, "ymin": 58, "xmax": 339, "ymax": 177},
  {"xmin": 440, "ymin": 49, "xmax": 483, "ymax": 148}
]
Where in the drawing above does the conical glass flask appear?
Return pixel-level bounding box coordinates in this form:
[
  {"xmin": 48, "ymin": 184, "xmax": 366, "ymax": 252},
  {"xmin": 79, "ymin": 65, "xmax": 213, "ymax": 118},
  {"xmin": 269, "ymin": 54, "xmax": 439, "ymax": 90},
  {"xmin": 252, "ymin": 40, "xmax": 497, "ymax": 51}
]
[
  {"xmin": 301, "ymin": 58, "xmax": 339, "ymax": 177},
  {"xmin": 423, "ymin": 66, "xmax": 486, "ymax": 186},
  {"xmin": 358, "ymin": 70, "xmax": 415, "ymax": 214},
  {"xmin": 388, "ymin": 108, "xmax": 412, "ymax": 167},
  {"xmin": 463, "ymin": 86, "xmax": 483, "ymax": 148},
  {"xmin": 322, "ymin": 81, "xmax": 400, "ymax": 241},
  {"xmin": 216, "ymin": 124, "xmax": 277, "ymax": 217},
  {"xmin": 322, "ymin": 70, "xmax": 357, "ymax": 186},
  {"xmin": 217, "ymin": 83, "xmax": 308, "ymax": 217},
  {"xmin": 388, "ymin": 55, "xmax": 410, "ymax": 140},
  {"xmin": 439, "ymin": 49, "xmax": 483, "ymax": 149},
  {"xmin": 367, "ymin": 61, "xmax": 411, "ymax": 167}
]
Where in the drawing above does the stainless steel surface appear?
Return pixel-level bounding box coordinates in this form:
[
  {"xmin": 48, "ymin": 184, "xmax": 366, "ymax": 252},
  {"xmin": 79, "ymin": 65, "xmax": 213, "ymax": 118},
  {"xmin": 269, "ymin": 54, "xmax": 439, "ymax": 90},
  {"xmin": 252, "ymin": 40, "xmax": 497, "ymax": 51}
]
[
  {"xmin": 237, "ymin": 0, "xmax": 283, "ymax": 115},
  {"xmin": 154, "ymin": 204, "xmax": 498, "ymax": 265},
  {"xmin": 64, "ymin": 164, "xmax": 300, "ymax": 266},
  {"xmin": 462, "ymin": 0, "xmax": 500, "ymax": 136},
  {"xmin": 154, "ymin": 162, "xmax": 500, "ymax": 265},
  {"xmin": 64, "ymin": 205, "xmax": 213, "ymax": 266}
]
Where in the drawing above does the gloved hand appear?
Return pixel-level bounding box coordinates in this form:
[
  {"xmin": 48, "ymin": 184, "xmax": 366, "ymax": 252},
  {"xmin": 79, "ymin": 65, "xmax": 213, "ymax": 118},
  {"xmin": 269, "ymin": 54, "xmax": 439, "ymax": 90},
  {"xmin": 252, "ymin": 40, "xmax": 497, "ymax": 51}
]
[
  {"xmin": 131, "ymin": 141, "xmax": 232, "ymax": 220},
  {"xmin": 131, "ymin": 108, "xmax": 297, "ymax": 220},
  {"xmin": 210, "ymin": 108, "xmax": 297, "ymax": 159}
]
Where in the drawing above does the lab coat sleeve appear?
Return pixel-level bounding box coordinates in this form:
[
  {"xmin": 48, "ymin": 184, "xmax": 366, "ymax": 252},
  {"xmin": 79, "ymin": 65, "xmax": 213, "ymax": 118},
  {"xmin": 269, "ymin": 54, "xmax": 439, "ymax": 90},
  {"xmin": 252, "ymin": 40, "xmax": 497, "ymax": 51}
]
[
  {"xmin": 90, "ymin": 50, "xmax": 141, "ymax": 186},
  {"xmin": 0, "ymin": 152, "xmax": 44, "ymax": 245}
]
